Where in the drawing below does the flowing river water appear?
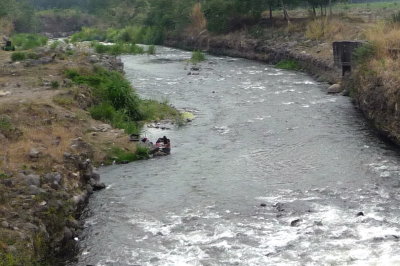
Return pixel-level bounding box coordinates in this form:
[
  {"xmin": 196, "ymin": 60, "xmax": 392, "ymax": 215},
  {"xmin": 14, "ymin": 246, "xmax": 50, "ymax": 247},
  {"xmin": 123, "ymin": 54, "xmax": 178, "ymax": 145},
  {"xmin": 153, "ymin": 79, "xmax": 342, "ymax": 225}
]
[{"xmin": 71, "ymin": 47, "xmax": 400, "ymax": 265}]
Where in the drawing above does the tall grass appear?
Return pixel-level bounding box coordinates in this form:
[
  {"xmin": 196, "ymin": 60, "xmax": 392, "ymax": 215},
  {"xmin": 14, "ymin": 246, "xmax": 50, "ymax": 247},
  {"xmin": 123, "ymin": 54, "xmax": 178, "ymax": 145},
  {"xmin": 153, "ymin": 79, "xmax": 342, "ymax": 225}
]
[
  {"xmin": 93, "ymin": 42, "xmax": 145, "ymax": 55},
  {"xmin": 305, "ymin": 18, "xmax": 345, "ymax": 41},
  {"xmin": 275, "ymin": 59, "xmax": 301, "ymax": 70},
  {"xmin": 71, "ymin": 26, "xmax": 164, "ymax": 45},
  {"xmin": 191, "ymin": 50, "xmax": 206, "ymax": 63},
  {"xmin": 106, "ymin": 146, "xmax": 150, "ymax": 164},
  {"xmin": 65, "ymin": 67, "xmax": 179, "ymax": 134},
  {"xmin": 11, "ymin": 34, "xmax": 48, "ymax": 50}
]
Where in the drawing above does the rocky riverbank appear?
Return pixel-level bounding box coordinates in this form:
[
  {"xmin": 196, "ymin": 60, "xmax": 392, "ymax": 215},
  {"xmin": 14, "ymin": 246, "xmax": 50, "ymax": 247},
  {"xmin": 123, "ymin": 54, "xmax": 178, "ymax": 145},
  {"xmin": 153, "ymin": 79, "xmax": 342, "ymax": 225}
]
[
  {"xmin": 0, "ymin": 43, "xmax": 140, "ymax": 265},
  {"xmin": 165, "ymin": 33, "xmax": 341, "ymax": 85}
]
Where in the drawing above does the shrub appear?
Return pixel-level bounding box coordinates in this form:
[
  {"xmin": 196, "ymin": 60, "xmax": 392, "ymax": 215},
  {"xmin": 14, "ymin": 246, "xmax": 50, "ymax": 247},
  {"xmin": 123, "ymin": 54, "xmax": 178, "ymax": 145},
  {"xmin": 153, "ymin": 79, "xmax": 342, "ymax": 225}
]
[
  {"xmin": 191, "ymin": 50, "xmax": 205, "ymax": 63},
  {"xmin": 93, "ymin": 43, "xmax": 110, "ymax": 54},
  {"xmin": 11, "ymin": 33, "xmax": 48, "ymax": 50},
  {"xmin": 275, "ymin": 59, "xmax": 301, "ymax": 70},
  {"xmin": 26, "ymin": 52, "xmax": 39, "ymax": 60},
  {"xmin": 50, "ymin": 81, "xmax": 60, "ymax": 89},
  {"xmin": 93, "ymin": 43, "xmax": 144, "ymax": 55},
  {"xmin": 71, "ymin": 27, "xmax": 107, "ymax": 42},
  {"xmin": 11, "ymin": 52, "xmax": 26, "ymax": 62},
  {"xmin": 50, "ymin": 40, "xmax": 61, "ymax": 50},
  {"xmin": 89, "ymin": 102, "xmax": 116, "ymax": 121},
  {"xmin": 66, "ymin": 67, "xmax": 143, "ymax": 127},
  {"xmin": 353, "ymin": 43, "xmax": 376, "ymax": 64}
]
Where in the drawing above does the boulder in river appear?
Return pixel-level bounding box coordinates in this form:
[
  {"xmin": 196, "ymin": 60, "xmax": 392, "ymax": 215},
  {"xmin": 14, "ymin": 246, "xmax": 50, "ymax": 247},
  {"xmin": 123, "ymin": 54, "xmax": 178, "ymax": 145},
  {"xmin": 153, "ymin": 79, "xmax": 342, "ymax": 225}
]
[
  {"xmin": 327, "ymin": 84, "xmax": 342, "ymax": 94},
  {"xmin": 290, "ymin": 218, "xmax": 302, "ymax": 227}
]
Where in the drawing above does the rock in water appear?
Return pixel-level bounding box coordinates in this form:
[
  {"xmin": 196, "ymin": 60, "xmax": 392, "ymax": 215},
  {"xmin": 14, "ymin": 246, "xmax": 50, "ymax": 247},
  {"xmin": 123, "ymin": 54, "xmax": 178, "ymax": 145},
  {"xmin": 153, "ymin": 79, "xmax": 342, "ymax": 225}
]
[
  {"xmin": 290, "ymin": 219, "xmax": 302, "ymax": 227},
  {"xmin": 327, "ymin": 84, "xmax": 342, "ymax": 94}
]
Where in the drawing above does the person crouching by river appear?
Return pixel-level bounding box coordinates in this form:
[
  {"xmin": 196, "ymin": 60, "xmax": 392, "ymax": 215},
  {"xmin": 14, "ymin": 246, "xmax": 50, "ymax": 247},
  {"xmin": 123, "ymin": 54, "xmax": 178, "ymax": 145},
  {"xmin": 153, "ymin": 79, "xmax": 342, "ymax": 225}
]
[{"xmin": 162, "ymin": 136, "xmax": 171, "ymax": 154}]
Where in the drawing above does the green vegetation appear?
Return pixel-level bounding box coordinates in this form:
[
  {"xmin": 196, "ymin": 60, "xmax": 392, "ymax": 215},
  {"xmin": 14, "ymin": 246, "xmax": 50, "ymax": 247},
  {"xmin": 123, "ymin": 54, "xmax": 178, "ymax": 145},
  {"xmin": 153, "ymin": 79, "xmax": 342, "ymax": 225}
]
[
  {"xmin": 139, "ymin": 99, "xmax": 181, "ymax": 122},
  {"xmin": 191, "ymin": 50, "xmax": 206, "ymax": 63},
  {"xmin": 10, "ymin": 34, "xmax": 48, "ymax": 50},
  {"xmin": 93, "ymin": 42, "xmax": 144, "ymax": 55},
  {"xmin": 10, "ymin": 52, "xmax": 26, "ymax": 62},
  {"xmin": 70, "ymin": 26, "xmax": 164, "ymax": 45},
  {"xmin": 50, "ymin": 81, "xmax": 60, "ymax": 89},
  {"xmin": 53, "ymin": 95, "xmax": 74, "ymax": 106},
  {"xmin": 275, "ymin": 59, "xmax": 301, "ymax": 70},
  {"xmin": 65, "ymin": 67, "xmax": 179, "ymax": 134},
  {"xmin": 353, "ymin": 43, "xmax": 376, "ymax": 64},
  {"xmin": 0, "ymin": 116, "xmax": 12, "ymax": 133},
  {"xmin": 106, "ymin": 146, "xmax": 150, "ymax": 164}
]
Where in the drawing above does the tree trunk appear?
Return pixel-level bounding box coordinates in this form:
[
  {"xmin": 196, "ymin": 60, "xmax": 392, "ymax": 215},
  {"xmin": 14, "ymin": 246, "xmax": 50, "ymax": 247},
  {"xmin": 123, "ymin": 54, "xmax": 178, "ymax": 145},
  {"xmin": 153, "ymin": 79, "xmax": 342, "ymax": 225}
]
[
  {"xmin": 269, "ymin": 5, "xmax": 273, "ymax": 19},
  {"xmin": 329, "ymin": 0, "xmax": 333, "ymax": 16},
  {"xmin": 281, "ymin": 0, "xmax": 290, "ymax": 23}
]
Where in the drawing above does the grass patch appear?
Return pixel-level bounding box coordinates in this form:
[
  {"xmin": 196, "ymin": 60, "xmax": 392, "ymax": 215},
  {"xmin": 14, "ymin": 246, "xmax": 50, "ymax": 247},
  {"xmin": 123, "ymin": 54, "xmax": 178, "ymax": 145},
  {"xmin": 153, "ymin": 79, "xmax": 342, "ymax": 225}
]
[
  {"xmin": 71, "ymin": 26, "xmax": 164, "ymax": 45},
  {"xmin": 53, "ymin": 95, "xmax": 74, "ymax": 106},
  {"xmin": 65, "ymin": 67, "xmax": 143, "ymax": 134},
  {"xmin": 275, "ymin": 59, "xmax": 301, "ymax": 70},
  {"xmin": 89, "ymin": 103, "xmax": 140, "ymax": 134},
  {"xmin": 50, "ymin": 81, "xmax": 60, "ymax": 89},
  {"xmin": 191, "ymin": 50, "xmax": 206, "ymax": 63},
  {"xmin": 65, "ymin": 67, "xmax": 180, "ymax": 135},
  {"xmin": 0, "ymin": 173, "xmax": 9, "ymax": 179},
  {"xmin": 10, "ymin": 33, "xmax": 48, "ymax": 50},
  {"xmin": 305, "ymin": 18, "xmax": 346, "ymax": 42},
  {"xmin": 10, "ymin": 52, "xmax": 26, "ymax": 62},
  {"xmin": 93, "ymin": 42, "xmax": 145, "ymax": 55},
  {"xmin": 139, "ymin": 99, "xmax": 180, "ymax": 121},
  {"xmin": 0, "ymin": 115, "xmax": 21, "ymax": 139},
  {"xmin": 106, "ymin": 146, "xmax": 149, "ymax": 164}
]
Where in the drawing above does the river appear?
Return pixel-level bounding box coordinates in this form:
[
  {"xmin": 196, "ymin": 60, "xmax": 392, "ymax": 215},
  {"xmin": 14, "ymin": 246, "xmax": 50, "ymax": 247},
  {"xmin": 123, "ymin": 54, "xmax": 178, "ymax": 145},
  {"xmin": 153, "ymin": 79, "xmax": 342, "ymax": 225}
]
[{"xmin": 70, "ymin": 47, "xmax": 400, "ymax": 265}]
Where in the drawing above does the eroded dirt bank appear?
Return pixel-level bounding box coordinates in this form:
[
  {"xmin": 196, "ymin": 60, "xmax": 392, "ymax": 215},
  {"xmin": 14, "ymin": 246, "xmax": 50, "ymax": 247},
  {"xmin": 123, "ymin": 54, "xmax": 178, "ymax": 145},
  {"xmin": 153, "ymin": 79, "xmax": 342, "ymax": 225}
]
[{"xmin": 0, "ymin": 46, "xmax": 138, "ymax": 265}]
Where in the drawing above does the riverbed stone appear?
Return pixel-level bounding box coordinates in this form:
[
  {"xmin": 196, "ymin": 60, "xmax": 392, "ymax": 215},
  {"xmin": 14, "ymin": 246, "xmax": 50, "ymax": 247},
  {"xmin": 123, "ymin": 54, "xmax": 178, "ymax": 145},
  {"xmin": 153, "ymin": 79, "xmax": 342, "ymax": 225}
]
[
  {"xmin": 327, "ymin": 84, "xmax": 342, "ymax": 94},
  {"xmin": 92, "ymin": 182, "xmax": 106, "ymax": 191},
  {"xmin": 1, "ymin": 221, "xmax": 9, "ymax": 228},
  {"xmin": 91, "ymin": 172, "xmax": 100, "ymax": 182},
  {"xmin": 44, "ymin": 172, "xmax": 62, "ymax": 184},
  {"xmin": 29, "ymin": 148, "xmax": 41, "ymax": 159},
  {"xmin": 290, "ymin": 219, "xmax": 302, "ymax": 227},
  {"xmin": 28, "ymin": 185, "xmax": 45, "ymax": 195},
  {"xmin": 24, "ymin": 174, "xmax": 41, "ymax": 186}
]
